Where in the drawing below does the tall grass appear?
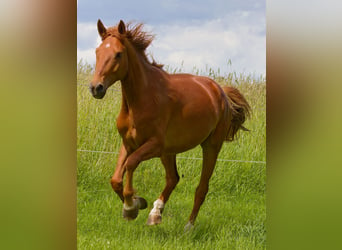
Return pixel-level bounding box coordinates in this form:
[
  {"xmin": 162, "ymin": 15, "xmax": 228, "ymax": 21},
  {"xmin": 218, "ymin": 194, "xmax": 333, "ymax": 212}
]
[{"xmin": 77, "ymin": 60, "xmax": 266, "ymax": 249}]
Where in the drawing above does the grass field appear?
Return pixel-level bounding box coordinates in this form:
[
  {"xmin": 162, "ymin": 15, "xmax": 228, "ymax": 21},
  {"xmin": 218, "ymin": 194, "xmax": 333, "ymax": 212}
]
[{"xmin": 77, "ymin": 61, "xmax": 266, "ymax": 249}]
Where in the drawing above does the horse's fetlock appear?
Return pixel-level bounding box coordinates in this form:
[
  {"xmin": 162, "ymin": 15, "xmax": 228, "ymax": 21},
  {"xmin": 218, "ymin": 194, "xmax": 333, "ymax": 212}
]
[{"xmin": 123, "ymin": 189, "xmax": 135, "ymax": 198}]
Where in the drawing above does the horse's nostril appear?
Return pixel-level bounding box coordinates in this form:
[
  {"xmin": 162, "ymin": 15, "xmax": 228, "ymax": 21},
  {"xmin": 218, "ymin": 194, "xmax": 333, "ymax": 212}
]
[
  {"xmin": 89, "ymin": 83, "xmax": 105, "ymax": 98},
  {"xmin": 96, "ymin": 84, "xmax": 104, "ymax": 92}
]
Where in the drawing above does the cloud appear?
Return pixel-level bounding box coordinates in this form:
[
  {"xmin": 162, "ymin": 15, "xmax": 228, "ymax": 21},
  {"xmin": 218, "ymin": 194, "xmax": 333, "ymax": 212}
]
[
  {"xmin": 77, "ymin": 22, "xmax": 101, "ymax": 64},
  {"xmin": 77, "ymin": 10, "xmax": 265, "ymax": 76},
  {"xmin": 77, "ymin": 0, "xmax": 265, "ymax": 25},
  {"xmin": 149, "ymin": 11, "xmax": 265, "ymax": 75},
  {"xmin": 77, "ymin": 22, "xmax": 101, "ymax": 48}
]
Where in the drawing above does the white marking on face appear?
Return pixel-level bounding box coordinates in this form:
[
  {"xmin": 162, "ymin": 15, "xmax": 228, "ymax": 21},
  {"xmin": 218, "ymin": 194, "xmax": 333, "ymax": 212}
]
[{"xmin": 105, "ymin": 43, "xmax": 110, "ymax": 48}]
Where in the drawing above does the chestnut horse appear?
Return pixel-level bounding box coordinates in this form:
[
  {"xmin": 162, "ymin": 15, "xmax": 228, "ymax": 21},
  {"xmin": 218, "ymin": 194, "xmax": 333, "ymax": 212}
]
[{"xmin": 89, "ymin": 19, "xmax": 250, "ymax": 230}]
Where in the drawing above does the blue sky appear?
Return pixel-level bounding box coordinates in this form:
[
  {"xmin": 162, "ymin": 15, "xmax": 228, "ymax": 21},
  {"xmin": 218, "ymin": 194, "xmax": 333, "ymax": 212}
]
[{"xmin": 77, "ymin": 0, "xmax": 265, "ymax": 76}]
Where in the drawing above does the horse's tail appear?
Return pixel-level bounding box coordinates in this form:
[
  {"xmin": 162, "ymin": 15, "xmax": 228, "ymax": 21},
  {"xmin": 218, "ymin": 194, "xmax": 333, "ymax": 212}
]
[{"xmin": 223, "ymin": 86, "xmax": 251, "ymax": 141}]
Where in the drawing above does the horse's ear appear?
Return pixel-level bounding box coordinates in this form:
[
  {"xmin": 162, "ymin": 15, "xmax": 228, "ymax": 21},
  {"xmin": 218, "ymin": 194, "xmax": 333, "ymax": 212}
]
[
  {"xmin": 97, "ymin": 19, "xmax": 107, "ymax": 40},
  {"xmin": 118, "ymin": 20, "xmax": 126, "ymax": 35}
]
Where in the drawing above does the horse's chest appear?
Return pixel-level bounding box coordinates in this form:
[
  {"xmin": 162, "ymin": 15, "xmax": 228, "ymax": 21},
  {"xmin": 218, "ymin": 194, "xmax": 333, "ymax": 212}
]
[
  {"xmin": 125, "ymin": 127, "xmax": 138, "ymax": 145},
  {"xmin": 117, "ymin": 117, "xmax": 141, "ymax": 149}
]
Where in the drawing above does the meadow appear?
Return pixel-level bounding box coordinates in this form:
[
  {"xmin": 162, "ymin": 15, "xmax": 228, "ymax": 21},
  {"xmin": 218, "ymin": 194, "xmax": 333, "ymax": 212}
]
[{"xmin": 77, "ymin": 61, "xmax": 266, "ymax": 249}]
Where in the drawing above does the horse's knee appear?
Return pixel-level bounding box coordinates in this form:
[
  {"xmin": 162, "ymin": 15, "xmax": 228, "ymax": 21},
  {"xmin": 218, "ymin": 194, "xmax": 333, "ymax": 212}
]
[{"xmin": 110, "ymin": 177, "xmax": 123, "ymax": 192}]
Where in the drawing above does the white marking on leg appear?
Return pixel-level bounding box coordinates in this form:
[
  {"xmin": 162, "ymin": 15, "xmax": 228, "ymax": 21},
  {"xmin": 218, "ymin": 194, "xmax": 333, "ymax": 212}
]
[
  {"xmin": 123, "ymin": 203, "xmax": 135, "ymax": 211},
  {"xmin": 149, "ymin": 199, "xmax": 164, "ymax": 216},
  {"xmin": 184, "ymin": 221, "xmax": 194, "ymax": 232},
  {"xmin": 123, "ymin": 199, "xmax": 139, "ymax": 211}
]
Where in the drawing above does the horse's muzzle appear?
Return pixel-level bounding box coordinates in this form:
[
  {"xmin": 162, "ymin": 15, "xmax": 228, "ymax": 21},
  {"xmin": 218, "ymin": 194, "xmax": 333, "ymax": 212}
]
[{"xmin": 89, "ymin": 83, "xmax": 106, "ymax": 99}]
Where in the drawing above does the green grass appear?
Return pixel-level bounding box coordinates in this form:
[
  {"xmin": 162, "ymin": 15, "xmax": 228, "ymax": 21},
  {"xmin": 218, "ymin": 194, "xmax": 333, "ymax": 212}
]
[{"xmin": 77, "ymin": 61, "xmax": 266, "ymax": 249}]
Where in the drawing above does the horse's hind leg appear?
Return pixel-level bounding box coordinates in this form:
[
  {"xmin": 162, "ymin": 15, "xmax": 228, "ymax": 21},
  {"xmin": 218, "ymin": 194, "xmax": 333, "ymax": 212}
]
[
  {"xmin": 147, "ymin": 154, "xmax": 179, "ymax": 225},
  {"xmin": 185, "ymin": 141, "xmax": 222, "ymax": 231}
]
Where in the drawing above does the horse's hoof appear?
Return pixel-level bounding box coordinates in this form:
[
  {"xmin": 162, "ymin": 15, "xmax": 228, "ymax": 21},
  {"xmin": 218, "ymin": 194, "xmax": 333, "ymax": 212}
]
[
  {"xmin": 136, "ymin": 196, "xmax": 147, "ymax": 210},
  {"xmin": 122, "ymin": 206, "xmax": 139, "ymax": 220},
  {"xmin": 184, "ymin": 221, "xmax": 194, "ymax": 233},
  {"xmin": 122, "ymin": 196, "xmax": 147, "ymax": 220},
  {"xmin": 146, "ymin": 213, "xmax": 162, "ymax": 225}
]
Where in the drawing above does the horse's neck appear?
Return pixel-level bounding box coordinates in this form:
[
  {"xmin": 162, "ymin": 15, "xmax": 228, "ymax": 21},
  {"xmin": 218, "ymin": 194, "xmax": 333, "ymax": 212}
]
[{"xmin": 120, "ymin": 53, "xmax": 155, "ymax": 111}]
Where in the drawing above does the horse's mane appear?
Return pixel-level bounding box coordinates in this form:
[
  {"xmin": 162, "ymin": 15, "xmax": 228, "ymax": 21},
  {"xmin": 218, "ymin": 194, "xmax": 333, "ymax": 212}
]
[{"xmin": 106, "ymin": 22, "xmax": 163, "ymax": 69}]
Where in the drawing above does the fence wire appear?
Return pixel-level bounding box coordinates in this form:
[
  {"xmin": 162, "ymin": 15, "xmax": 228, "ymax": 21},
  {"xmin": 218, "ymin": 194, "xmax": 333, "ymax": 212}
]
[
  {"xmin": 77, "ymin": 149, "xmax": 266, "ymax": 164},
  {"xmin": 77, "ymin": 148, "xmax": 265, "ymax": 194}
]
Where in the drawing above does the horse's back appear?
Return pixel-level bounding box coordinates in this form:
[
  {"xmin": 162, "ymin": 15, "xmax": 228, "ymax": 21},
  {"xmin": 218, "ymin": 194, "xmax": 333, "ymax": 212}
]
[
  {"xmin": 168, "ymin": 73, "xmax": 227, "ymax": 115},
  {"xmin": 168, "ymin": 73, "xmax": 224, "ymax": 102}
]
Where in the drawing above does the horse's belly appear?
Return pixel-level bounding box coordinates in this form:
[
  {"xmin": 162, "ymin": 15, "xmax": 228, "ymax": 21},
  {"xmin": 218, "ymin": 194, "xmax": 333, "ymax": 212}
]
[
  {"xmin": 164, "ymin": 112, "xmax": 217, "ymax": 154},
  {"xmin": 164, "ymin": 137, "xmax": 207, "ymax": 154}
]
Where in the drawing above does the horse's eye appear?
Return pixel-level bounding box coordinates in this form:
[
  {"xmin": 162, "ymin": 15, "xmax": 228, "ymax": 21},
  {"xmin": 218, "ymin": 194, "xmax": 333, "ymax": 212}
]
[{"xmin": 115, "ymin": 52, "xmax": 122, "ymax": 59}]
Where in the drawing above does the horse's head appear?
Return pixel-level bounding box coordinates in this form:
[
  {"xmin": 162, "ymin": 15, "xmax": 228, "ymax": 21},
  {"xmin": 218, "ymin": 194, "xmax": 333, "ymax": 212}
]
[{"xmin": 90, "ymin": 19, "xmax": 128, "ymax": 99}]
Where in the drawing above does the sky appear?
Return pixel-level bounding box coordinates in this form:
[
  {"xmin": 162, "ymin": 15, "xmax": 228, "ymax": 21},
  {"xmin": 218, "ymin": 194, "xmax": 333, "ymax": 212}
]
[{"xmin": 77, "ymin": 0, "xmax": 265, "ymax": 77}]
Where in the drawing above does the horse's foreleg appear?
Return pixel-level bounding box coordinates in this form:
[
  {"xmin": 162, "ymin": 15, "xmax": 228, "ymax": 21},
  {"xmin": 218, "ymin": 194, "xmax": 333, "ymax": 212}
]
[
  {"xmin": 122, "ymin": 138, "xmax": 163, "ymax": 220},
  {"xmin": 110, "ymin": 144, "xmax": 127, "ymax": 202},
  {"xmin": 147, "ymin": 154, "xmax": 179, "ymax": 225}
]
